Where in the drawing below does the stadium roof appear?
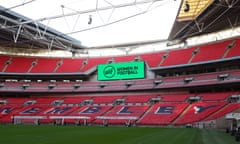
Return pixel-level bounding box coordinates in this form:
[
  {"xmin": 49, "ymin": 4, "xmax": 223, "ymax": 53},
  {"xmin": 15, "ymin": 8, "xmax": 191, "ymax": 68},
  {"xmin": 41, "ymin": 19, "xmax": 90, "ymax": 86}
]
[
  {"xmin": 0, "ymin": 0, "xmax": 240, "ymax": 52},
  {"xmin": 0, "ymin": 0, "xmax": 180, "ymax": 52},
  {"xmin": 169, "ymin": 0, "xmax": 240, "ymax": 41},
  {"xmin": 0, "ymin": 5, "xmax": 85, "ymax": 52}
]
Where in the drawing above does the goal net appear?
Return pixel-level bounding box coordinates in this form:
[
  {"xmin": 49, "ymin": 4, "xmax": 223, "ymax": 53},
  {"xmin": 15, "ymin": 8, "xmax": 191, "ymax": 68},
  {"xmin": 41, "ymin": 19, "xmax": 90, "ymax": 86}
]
[{"xmin": 12, "ymin": 116, "xmax": 47, "ymax": 125}]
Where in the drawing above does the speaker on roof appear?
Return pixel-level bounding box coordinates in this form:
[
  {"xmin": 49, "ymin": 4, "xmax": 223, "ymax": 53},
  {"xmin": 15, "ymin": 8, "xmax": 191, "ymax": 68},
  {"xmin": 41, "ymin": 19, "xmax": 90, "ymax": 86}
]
[{"xmin": 184, "ymin": 1, "xmax": 190, "ymax": 12}]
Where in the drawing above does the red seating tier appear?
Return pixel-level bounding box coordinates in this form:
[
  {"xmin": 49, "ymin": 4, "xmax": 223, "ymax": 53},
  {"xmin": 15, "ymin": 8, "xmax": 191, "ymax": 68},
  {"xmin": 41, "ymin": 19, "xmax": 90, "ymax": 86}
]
[
  {"xmin": 0, "ymin": 55, "xmax": 10, "ymax": 72},
  {"xmin": 34, "ymin": 97, "xmax": 63, "ymax": 105},
  {"xmin": 141, "ymin": 52, "xmax": 166, "ymax": 67},
  {"xmin": 124, "ymin": 95, "xmax": 155, "ymax": 103},
  {"xmin": 174, "ymin": 101, "xmax": 227, "ymax": 125},
  {"xmin": 191, "ymin": 40, "xmax": 229, "ymax": 63},
  {"xmin": 198, "ymin": 92, "xmax": 233, "ymax": 101},
  {"xmin": 0, "ymin": 105, "xmax": 23, "ymax": 123},
  {"xmin": 98, "ymin": 105, "xmax": 149, "ymax": 124},
  {"xmin": 30, "ymin": 58, "xmax": 60, "ymax": 73},
  {"xmin": 5, "ymin": 57, "xmax": 35, "ymax": 73},
  {"xmin": 56, "ymin": 58, "xmax": 84, "ymax": 73},
  {"xmin": 62, "ymin": 96, "xmax": 90, "ymax": 105},
  {"xmin": 92, "ymin": 96, "xmax": 122, "ymax": 104},
  {"xmin": 80, "ymin": 57, "xmax": 109, "ymax": 72},
  {"xmin": 0, "ymin": 37, "xmax": 239, "ymax": 74},
  {"xmin": 138, "ymin": 103, "xmax": 188, "ymax": 125},
  {"xmin": 161, "ymin": 47, "xmax": 195, "ymax": 66},
  {"xmin": 205, "ymin": 103, "xmax": 240, "ymax": 121},
  {"xmin": 160, "ymin": 94, "xmax": 189, "ymax": 102},
  {"xmin": 226, "ymin": 39, "xmax": 240, "ymax": 58},
  {"xmin": 69, "ymin": 105, "xmax": 113, "ymax": 123},
  {"xmin": 0, "ymin": 95, "xmax": 240, "ymax": 125},
  {"xmin": 114, "ymin": 55, "xmax": 137, "ymax": 63}
]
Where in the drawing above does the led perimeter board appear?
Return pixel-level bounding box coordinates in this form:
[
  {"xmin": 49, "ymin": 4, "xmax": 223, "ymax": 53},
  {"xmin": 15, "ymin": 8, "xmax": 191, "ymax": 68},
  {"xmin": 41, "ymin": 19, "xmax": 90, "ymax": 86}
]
[{"xmin": 98, "ymin": 61, "xmax": 145, "ymax": 81}]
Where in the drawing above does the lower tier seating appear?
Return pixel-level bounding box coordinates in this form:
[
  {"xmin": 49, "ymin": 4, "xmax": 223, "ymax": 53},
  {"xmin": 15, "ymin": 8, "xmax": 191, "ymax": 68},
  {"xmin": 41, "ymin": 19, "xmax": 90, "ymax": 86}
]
[
  {"xmin": 138, "ymin": 103, "xmax": 188, "ymax": 125},
  {"xmin": 1, "ymin": 94, "xmax": 240, "ymax": 125}
]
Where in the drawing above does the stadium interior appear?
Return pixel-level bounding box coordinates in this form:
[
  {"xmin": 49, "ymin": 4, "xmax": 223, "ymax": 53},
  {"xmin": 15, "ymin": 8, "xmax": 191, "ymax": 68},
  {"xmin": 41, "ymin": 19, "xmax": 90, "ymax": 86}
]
[{"xmin": 1, "ymin": 0, "xmax": 240, "ymax": 137}]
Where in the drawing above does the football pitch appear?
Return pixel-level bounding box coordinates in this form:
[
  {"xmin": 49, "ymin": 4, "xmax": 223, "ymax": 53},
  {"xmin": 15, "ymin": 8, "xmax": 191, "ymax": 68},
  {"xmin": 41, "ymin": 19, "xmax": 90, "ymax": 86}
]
[{"xmin": 0, "ymin": 125, "xmax": 238, "ymax": 144}]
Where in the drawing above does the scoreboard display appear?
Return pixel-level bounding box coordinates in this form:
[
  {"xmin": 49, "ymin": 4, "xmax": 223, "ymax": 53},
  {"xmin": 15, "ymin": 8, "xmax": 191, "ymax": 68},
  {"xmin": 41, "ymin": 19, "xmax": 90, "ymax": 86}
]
[{"xmin": 97, "ymin": 61, "xmax": 145, "ymax": 81}]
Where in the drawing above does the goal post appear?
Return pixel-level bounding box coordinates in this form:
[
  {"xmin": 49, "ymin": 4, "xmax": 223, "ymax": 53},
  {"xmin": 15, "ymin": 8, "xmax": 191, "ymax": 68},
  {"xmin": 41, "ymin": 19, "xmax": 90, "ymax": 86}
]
[
  {"xmin": 12, "ymin": 116, "xmax": 47, "ymax": 125},
  {"xmin": 95, "ymin": 116, "xmax": 138, "ymax": 126},
  {"xmin": 49, "ymin": 116, "xmax": 90, "ymax": 125},
  {"xmin": 12, "ymin": 115, "xmax": 90, "ymax": 125}
]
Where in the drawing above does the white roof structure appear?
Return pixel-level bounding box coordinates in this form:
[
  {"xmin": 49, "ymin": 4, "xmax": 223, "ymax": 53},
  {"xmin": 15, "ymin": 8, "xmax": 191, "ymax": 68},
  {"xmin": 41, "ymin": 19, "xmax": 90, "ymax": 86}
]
[{"xmin": 0, "ymin": 0, "xmax": 181, "ymax": 47}]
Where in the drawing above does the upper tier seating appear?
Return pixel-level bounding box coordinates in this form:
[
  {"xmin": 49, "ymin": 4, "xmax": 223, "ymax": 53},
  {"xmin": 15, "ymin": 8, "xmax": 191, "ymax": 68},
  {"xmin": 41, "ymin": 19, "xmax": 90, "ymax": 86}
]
[
  {"xmin": 55, "ymin": 58, "xmax": 85, "ymax": 73},
  {"xmin": 0, "ymin": 55, "xmax": 10, "ymax": 72},
  {"xmin": 141, "ymin": 52, "xmax": 166, "ymax": 67},
  {"xmin": 5, "ymin": 57, "xmax": 35, "ymax": 73},
  {"xmin": 191, "ymin": 40, "xmax": 230, "ymax": 63},
  {"xmin": 0, "ymin": 38, "xmax": 239, "ymax": 74},
  {"xmin": 226, "ymin": 38, "xmax": 240, "ymax": 58},
  {"xmin": 160, "ymin": 47, "xmax": 196, "ymax": 66},
  {"xmin": 80, "ymin": 57, "xmax": 110, "ymax": 72},
  {"xmin": 30, "ymin": 58, "xmax": 60, "ymax": 73}
]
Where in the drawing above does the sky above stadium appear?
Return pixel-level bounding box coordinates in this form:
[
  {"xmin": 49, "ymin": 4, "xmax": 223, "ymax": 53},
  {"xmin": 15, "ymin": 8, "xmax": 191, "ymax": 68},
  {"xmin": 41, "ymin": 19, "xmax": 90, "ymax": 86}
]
[{"xmin": 0, "ymin": 0, "xmax": 181, "ymax": 47}]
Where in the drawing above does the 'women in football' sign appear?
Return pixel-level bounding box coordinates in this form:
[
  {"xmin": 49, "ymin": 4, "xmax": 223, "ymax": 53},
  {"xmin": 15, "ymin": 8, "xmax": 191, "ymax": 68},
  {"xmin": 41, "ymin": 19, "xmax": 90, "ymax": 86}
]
[{"xmin": 98, "ymin": 61, "xmax": 145, "ymax": 81}]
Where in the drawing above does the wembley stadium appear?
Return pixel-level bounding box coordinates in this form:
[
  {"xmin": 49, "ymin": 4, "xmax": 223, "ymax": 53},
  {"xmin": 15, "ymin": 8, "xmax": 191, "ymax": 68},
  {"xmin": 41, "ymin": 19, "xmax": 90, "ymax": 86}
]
[{"xmin": 1, "ymin": 0, "xmax": 240, "ymax": 143}]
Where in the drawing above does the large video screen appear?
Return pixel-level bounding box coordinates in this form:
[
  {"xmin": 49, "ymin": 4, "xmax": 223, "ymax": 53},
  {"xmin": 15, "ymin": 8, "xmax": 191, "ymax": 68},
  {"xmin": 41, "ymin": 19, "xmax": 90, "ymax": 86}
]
[{"xmin": 98, "ymin": 61, "xmax": 145, "ymax": 81}]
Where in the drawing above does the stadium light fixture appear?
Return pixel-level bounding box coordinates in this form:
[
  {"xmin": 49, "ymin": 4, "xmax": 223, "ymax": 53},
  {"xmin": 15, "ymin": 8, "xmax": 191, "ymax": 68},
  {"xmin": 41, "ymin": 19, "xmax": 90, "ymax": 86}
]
[
  {"xmin": 88, "ymin": 15, "xmax": 92, "ymax": 25},
  {"xmin": 184, "ymin": 1, "xmax": 190, "ymax": 12}
]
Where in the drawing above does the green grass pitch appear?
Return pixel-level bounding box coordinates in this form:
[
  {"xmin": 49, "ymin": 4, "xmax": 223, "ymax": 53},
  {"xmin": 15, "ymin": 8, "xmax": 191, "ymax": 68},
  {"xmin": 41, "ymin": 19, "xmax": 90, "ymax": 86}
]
[{"xmin": 0, "ymin": 125, "xmax": 238, "ymax": 144}]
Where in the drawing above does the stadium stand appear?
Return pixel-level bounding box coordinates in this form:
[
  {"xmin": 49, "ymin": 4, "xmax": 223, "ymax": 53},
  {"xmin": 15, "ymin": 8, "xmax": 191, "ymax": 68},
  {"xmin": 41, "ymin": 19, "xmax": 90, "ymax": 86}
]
[
  {"xmin": 30, "ymin": 58, "xmax": 60, "ymax": 73},
  {"xmin": 4, "ymin": 56, "xmax": 35, "ymax": 73},
  {"xmin": 141, "ymin": 52, "xmax": 165, "ymax": 67},
  {"xmin": 160, "ymin": 47, "xmax": 196, "ymax": 66},
  {"xmin": 197, "ymin": 92, "xmax": 233, "ymax": 102},
  {"xmin": 225, "ymin": 38, "xmax": 240, "ymax": 58},
  {"xmin": 91, "ymin": 96, "xmax": 123, "ymax": 104},
  {"xmin": 205, "ymin": 102, "xmax": 240, "ymax": 121},
  {"xmin": 68, "ymin": 105, "xmax": 113, "ymax": 124},
  {"xmin": 0, "ymin": 34, "xmax": 240, "ymax": 127},
  {"xmin": 55, "ymin": 58, "xmax": 85, "ymax": 73},
  {"xmin": 96, "ymin": 105, "xmax": 150, "ymax": 125},
  {"xmin": 0, "ymin": 38, "xmax": 240, "ymax": 74},
  {"xmin": 123, "ymin": 95, "xmax": 155, "ymax": 103},
  {"xmin": 191, "ymin": 40, "xmax": 230, "ymax": 63},
  {"xmin": 61, "ymin": 96, "xmax": 90, "ymax": 105},
  {"xmin": 159, "ymin": 94, "xmax": 189, "ymax": 102},
  {"xmin": 0, "ymin": 90, "xmax": 239, "ymax": 126},
  {"xmin": 79, "ymin": 57, "xmax": 110, "ymax": 72},
  {"xmin": 138, "ymin": 102, "xmax": 189, "ymax": 125},
  {"xmin": 174, "ymin": 101, "xmax": 227, "ymax": 125},
  {"xmin": 0, "ymin": 55, "xmax": 10, "ymax": 72}
]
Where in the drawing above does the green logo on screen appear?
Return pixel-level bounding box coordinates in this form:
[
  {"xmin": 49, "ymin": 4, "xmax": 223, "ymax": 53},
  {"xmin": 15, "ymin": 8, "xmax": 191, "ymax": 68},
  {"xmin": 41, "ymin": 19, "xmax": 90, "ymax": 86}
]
[{"xmin": 103, "ymin": 65, "xmax": 116, "ymax": 78}]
